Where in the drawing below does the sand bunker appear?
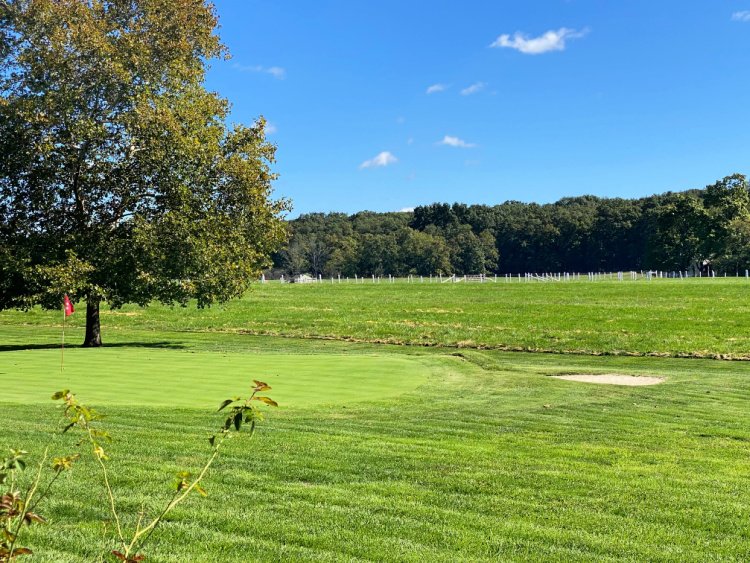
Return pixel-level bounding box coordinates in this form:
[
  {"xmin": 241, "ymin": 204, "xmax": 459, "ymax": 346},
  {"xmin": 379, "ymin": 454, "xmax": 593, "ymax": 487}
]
[{"xmin": 551, "ymin": 374, "xmax": 664, "ymax": 386}]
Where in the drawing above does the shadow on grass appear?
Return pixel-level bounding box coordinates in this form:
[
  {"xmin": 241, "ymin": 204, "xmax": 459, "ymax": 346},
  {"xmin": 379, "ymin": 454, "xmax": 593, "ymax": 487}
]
[{"xmin": 0, "ymin": 342, "xmax": 187, "ymax": 352}]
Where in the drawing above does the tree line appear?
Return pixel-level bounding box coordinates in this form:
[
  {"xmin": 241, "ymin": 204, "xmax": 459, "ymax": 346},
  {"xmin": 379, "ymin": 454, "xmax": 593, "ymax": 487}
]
[{"xmin": 274, "ymin": 174, "xmax": 750, "ymax": 277}]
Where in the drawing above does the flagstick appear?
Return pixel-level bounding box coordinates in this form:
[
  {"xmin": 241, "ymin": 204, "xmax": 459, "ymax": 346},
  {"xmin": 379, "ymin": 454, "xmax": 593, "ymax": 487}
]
[{"xmin": 61, "ymin": 304, "xmax": 65, "ymax": 374}]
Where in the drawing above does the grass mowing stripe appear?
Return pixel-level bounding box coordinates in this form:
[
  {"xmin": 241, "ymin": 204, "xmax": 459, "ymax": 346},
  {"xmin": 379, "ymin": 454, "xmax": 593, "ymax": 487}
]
[
  {"xmin": 4, "ymin": 342, "xmax": 750, "ymax": 560},
  {"xmin": 2, "ymin": 306, "xmax": 750, "ymax": 559}
]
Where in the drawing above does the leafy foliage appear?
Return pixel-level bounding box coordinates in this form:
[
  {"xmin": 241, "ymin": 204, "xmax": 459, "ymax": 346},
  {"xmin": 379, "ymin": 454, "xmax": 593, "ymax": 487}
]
[
  {"xmin": 52, "ymin": 381, "xmax": 277, "ymax": 561},
  {"xmin": 0, "ymin": 0, "xmax": 289, "ymax": 345},
  {"xmin": 275, "ymin": 174, "xmax": 749, "ymax": 276}
]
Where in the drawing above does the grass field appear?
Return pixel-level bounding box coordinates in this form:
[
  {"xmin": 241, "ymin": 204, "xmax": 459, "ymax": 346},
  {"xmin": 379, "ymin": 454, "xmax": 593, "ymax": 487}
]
[
  {"xmin": 0, "ymin": 347, "xmax": 429, "ymax": 408},
  {"xmin": 2, "ymin": 280, "xmax": 750, "ymax": 561},
  {"xmin": 2, "ymin": 278, "xmax": 749, "ymax": 358}
]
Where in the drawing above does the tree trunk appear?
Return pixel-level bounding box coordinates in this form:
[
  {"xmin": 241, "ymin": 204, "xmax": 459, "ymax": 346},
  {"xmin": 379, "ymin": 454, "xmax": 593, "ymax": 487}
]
[{"xmin": 83, "ymin": 297, "xmax": 102, "ymax": 347}]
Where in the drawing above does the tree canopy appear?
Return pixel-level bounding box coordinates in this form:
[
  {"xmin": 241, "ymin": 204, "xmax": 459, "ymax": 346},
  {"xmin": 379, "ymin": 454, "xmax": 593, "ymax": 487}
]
[
  {"xmin": 0, "ymin": 0, "xmax": 289, "ymax": 345},
  {"xmin": 274, "ymin": 174, "xmax": 749, "ymax": 278}
]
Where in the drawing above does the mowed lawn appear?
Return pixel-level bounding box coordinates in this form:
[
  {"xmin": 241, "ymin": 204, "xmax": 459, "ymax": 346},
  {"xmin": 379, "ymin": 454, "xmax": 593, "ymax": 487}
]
[
  {"xmin": 3, "ymin": 278, "xmax": 750, "ymax": 358},
  {"xmin": 2, "ymin": 283, "xmax": 750, "ymax": 560},
  {"xmin": 0, "ymin": 347, "xmax": 429, "ymax": 408}
]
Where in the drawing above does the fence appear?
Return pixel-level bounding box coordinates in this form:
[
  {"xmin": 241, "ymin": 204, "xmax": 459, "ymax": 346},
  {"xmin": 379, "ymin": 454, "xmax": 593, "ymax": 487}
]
[{"xmin": 261, "ymin": 270, "xmax": 750, "ymax": 284}]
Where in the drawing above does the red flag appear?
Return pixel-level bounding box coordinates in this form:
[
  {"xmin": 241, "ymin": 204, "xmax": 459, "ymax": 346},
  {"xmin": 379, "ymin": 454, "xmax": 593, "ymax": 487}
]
[{"xmin": 63, "ymin": 294, "xmax": 75, "ymax": 317}]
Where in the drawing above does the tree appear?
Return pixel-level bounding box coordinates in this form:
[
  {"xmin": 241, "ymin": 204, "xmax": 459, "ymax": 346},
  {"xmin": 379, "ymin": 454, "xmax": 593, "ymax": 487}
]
[
  {"xmin": 646, "ymin": 192, "xmax": 708, "ymax": 270},
  {"xmin": 304, "ymin": 236, "xmax": 331, "ymax": 277},
  {"xmin": 280, "ymin": 240, "xmax": 308, "ymax": 276},
  {"xmin": 713, "ymin": 216, "xmax": 750, "ymax": 274},
  {"xmin": 325, "ymin": 236, "xmax": 360, "ymax": 277},
  {"xmin": 357, "ymin": 233, "xmax": 399, "ymax": 276},
  {"xmin": 400, "ymin": 229, "xmax": 451, "ymax": 275},
  {"xmin": 444, "ymin": 225, "xmax": 485, "ymax": 274},
  {"xmin": 478, "ymin": 230, "xmax": 500, "ymax": 272},
  {"xmin": 701, "ymin": 174, "xmax": 750, "ymax": 269},
  {"xmin": 588, "ymin": 198, "xmax": 646, "ymax": 271},
  {"xmin": 0, "ymin": 0, "xmax": 289, "ymax": 346},
  {"xmin": 645, "ymin": 175, "xmax": 749, "ymax": 272}
]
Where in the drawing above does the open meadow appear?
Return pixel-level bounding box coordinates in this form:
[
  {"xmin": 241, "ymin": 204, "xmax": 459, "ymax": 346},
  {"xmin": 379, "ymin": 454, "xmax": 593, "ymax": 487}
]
[
  {"xmin": 4, "ymin": 277, "xmax": 750, "ymax": 358},
  {"xmin": 2, "ymin": 279, "xmax": 750, "ymax": 560}
]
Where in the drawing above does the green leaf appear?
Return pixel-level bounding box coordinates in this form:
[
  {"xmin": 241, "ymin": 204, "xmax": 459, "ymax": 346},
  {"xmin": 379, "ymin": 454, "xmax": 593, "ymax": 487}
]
[
  {"xmin": 217, "ymin": 399, "xmax": 234, "ymax": 412},
  {"xmin": 253, "ymin": 396, "xmax": 279, "ymax": 407},
  {"xmin": 233, "ymin": 412, "xmax": 243, "ymax": 431},
  {"xmin": 51, "ymin": 454, "xmax": 79, "ymax": 471},
  {"xmin": 51, "ymin": 390, "xmax": 69, "ymax": 400},
  {"xmin": 208, "ymin": 435, "xmax": 215, "ymax": 447},
  {"xmin": 91, "ymin": 429, "xmax": 112, "ymax": 441}
]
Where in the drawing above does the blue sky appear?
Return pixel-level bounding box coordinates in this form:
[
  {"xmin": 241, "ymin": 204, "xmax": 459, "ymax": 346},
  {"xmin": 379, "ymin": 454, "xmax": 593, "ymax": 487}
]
[{"xmin": 206, "ymin": 1, "xmax": 750, "ymax": 217}]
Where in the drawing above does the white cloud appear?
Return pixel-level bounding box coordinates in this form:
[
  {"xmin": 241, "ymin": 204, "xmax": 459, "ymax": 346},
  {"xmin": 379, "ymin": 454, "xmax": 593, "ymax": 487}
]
[
  {"xmin": 490, "ymin": 28, "xmax": 588, "ymax": 55},
  {"xmin": 732, "ymin": 11, "xmax": 750, "ymax": 21},
  {"xmin": 360, "ymin": 151, "xmax": 398, "ymax": 169},
  {"xmin": 438, "ymin": 135, "xmax": 476, "ymax": 148},
  {"xmin": 233, "ymin": 63, "xmax": 286, "ymax": 79},
  {"xmin": 460, "ymin": 82, "xmax": 485, "ymax": 96},
  {"xmin": 426, "ymin": 83, "xmax": 447, "ymax": 94},
  {"xmin": 398, "ymin": 207, "xmax": 415, "ymax": 212},
  {"xmin": 266, "ymin": 66, "xmax": 286, "ymax": 79}
]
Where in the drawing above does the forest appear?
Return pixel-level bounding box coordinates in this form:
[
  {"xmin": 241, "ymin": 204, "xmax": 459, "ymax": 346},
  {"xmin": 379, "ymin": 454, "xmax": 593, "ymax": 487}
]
[{"xmin": 272, "ymin": 174, "xmax": 750, "ymax": 277}]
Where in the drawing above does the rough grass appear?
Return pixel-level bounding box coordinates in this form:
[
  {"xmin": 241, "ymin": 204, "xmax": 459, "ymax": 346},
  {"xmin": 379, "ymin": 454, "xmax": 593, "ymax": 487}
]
[
  {"xmin": 3, "ymin": 278, "xmax": 749, "ymax": 358},
  {"xmin": 2, "ymin": 281, "xmax": 750, "ymax": 561}
]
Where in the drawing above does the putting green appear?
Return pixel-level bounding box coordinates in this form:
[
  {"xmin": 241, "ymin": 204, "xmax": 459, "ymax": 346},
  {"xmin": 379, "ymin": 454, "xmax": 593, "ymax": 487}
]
[{"xmin": 0, "ymin": 348, "xmax": 430, "ymax": 408}]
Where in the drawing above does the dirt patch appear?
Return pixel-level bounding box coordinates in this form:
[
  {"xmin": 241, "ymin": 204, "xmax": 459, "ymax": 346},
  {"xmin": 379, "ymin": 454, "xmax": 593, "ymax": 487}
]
[
  {"xmin": 550, "ymin": 374, "xmax": 664, "ymax": 386},
  {"xmin": 101, "ymin": 311, "xmax": 140, "ymax": 316}
]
